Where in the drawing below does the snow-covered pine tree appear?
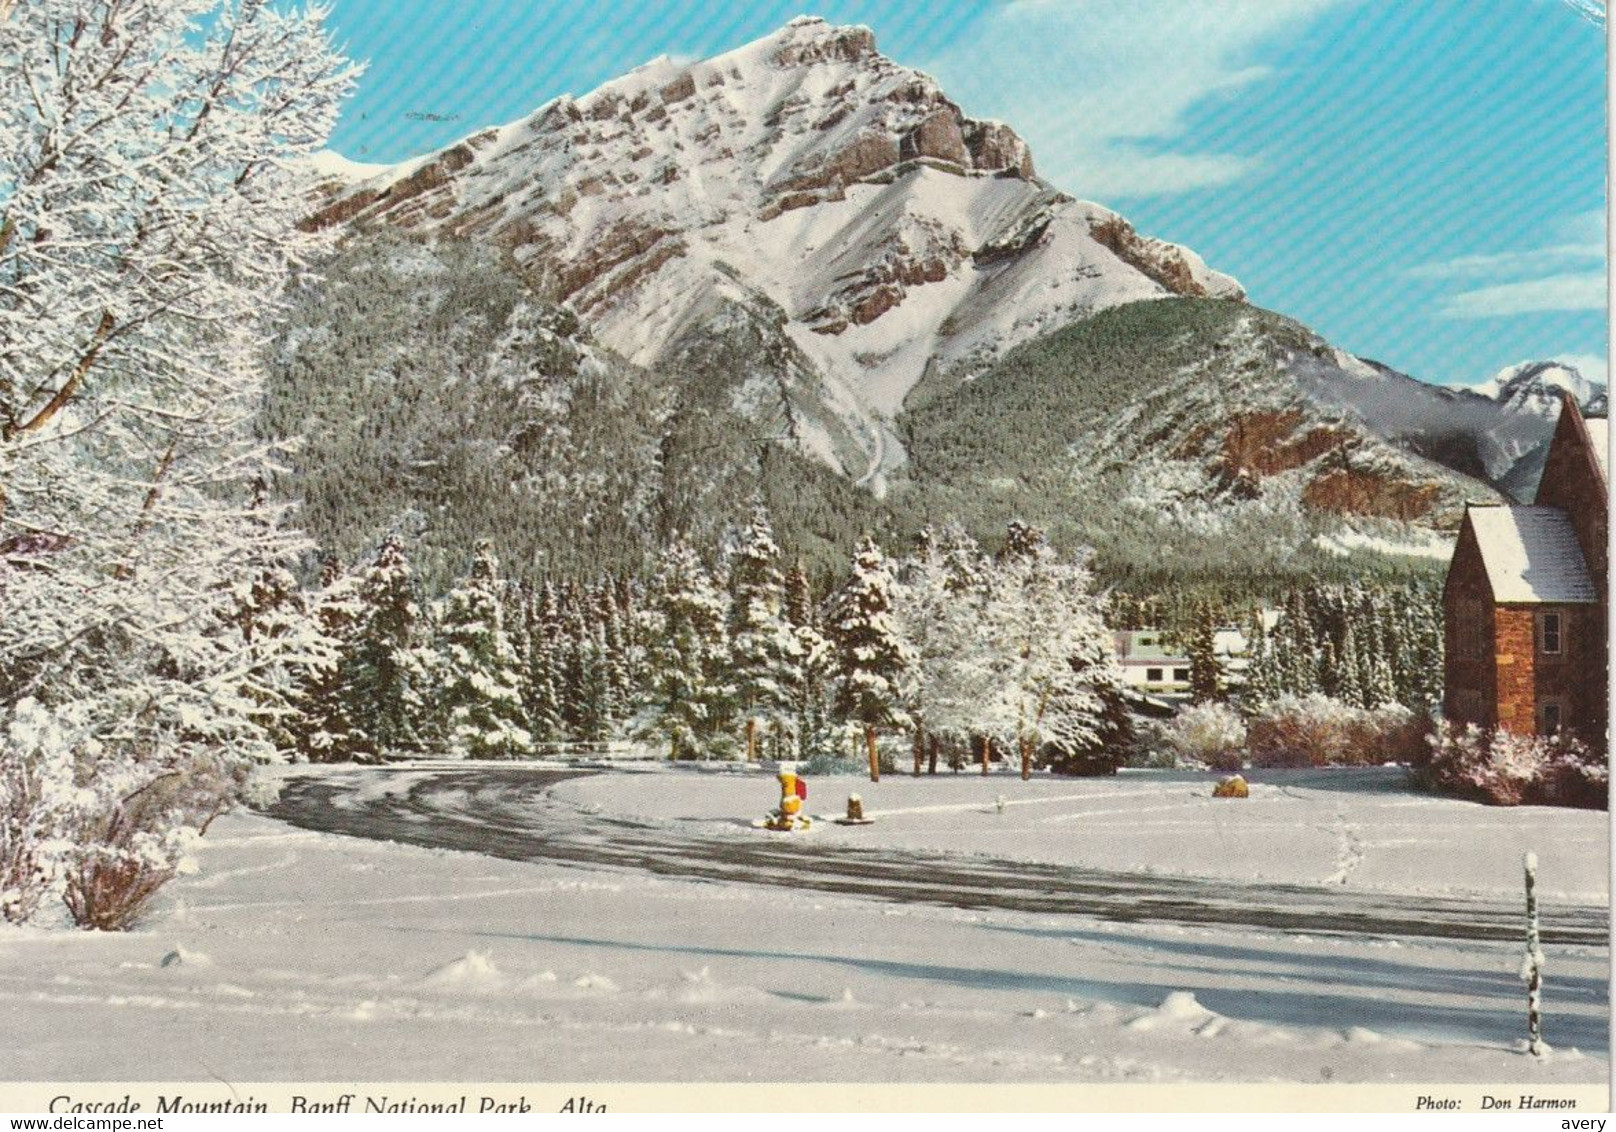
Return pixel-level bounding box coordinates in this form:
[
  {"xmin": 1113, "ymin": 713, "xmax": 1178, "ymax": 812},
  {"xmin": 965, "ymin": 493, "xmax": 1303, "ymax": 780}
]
[
  {"xmin": 645, "ymin": 538, "xmax": 731, "ymax": 759},
  {"xmin": 344, "ymin": 535, "xmax": 424, "ymax": 760},
  {"xmin": 579, "ymin": 617, "xmax": 612, "ymax": 743},
  {"xmin": 0, "ymin": 0, "xmax": 357, "ymax": 927},
  {"xmin": 288, "ymin": 557, "xmax": 366, "ymax": 763},
  {"xmin": 1335, "ymin": 627, "xmax": 1363, "ymax": 708},
  {"xmin": 522, "ymin": 580, "xmax": 565, "ymax": 746},
  {"xmin": 431, "ymin": 542, "xmax": 533, "ymax": 759},
  {"xmin": 725, "ymin": 505, "xmax": 801, "ymax": 761},
  {"xmin": 828, "ymin": 535, "xmax": 910, "ymax": 781},
  {"xmin": 1186, "ymin": 606, "xmax": 1224, "ymax": 704},
  {"xmin": 1243, "ymin": 612, "xmax": 1279, "ymax": 707},
  {"xmin": 783, "ymin": 561, "xmax": 833, "ymax": 760},
  {"xmin": 596, "ymin": 580, "xmax": 633, "ymax": 736}
]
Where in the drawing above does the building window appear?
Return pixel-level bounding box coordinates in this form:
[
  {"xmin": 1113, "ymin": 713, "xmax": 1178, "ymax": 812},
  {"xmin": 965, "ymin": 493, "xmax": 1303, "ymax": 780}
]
[
  {"xmin": 1539, "ymin": 699, "xmax": 1564, "ymax": 736},
  {"xmin": 1146, "ymin": 667, "xmax": 1163, "ymax": 682},
  {"xmin": 1173, "ymin": 668, "xmax": 1190, "ymax": 682},
  {"xmin": 1539, "ymin": 611, "xmax": 1563, "ymax": 656}
]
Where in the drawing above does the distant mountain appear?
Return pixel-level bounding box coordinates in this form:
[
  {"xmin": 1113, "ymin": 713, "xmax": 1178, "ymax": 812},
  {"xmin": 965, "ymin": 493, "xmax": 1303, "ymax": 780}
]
[
  {"xmin": 1466, "ymin": 360, "xmax": 1608, "ymax": 502},
  {"xmin": 1468, "ymin": 359, "xmax": 1606, "ymax": 415},
  {"xmin": 305, "ymin": 17, "xmax": 1240, "ymax": 492},
  {"xmin": 277, "ymin": 17, "xmax": 1569, "ymax": 585}
]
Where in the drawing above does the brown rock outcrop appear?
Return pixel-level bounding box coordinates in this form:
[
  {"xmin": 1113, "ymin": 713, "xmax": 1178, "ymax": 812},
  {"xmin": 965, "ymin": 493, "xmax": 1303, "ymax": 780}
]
[
  {"xmin": 1302, "ymin": 468, "xmax": 1444, "ymax": 521},
  {"xmin": 964, "ymin": 120, "xmax": 1034, "ymax": 178},
  {"xmin": 900, "ymin": 109, "xmax": 969, "ymax": 166},
  {"xmin": 771, "ymin": 23, "xmax": 878, "ymax": 67}
]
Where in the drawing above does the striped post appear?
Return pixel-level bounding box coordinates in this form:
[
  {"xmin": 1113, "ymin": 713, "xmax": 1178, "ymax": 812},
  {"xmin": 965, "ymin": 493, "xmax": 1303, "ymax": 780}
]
[{"xmin": 1523, "ymin": 851, "xmax": 1545, "ymax": 1056}]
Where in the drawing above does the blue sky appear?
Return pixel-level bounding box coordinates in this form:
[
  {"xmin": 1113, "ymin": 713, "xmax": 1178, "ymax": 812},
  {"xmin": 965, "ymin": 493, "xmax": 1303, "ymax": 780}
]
[{"xmin": 321, "ymin": 0, "xmax": 1607, "ymax": 389}]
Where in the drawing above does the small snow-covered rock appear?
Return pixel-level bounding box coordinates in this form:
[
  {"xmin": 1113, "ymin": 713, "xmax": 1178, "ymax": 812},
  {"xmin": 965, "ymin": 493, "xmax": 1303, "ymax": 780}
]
[
  {"xmin": 1127, "ymin": 990, "xmax": 1212, "ymax": 1031},
  {"xmin": 1157, "ymin": 991, "xmax": 1209, "ymax": 1020},
  {"xmin": 159, "ymin": 946, "xmax": 211, "ymax": 969},
  {"xmin": 421, "ymin": 949, "xmax": 503, "ymax": 990}
]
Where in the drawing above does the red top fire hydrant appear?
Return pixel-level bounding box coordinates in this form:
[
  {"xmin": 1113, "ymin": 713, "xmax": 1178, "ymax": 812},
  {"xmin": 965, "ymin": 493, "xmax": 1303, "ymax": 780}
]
[{"xmin": 765, "ymin": 770, "xmax": 810, "ymax": 831}]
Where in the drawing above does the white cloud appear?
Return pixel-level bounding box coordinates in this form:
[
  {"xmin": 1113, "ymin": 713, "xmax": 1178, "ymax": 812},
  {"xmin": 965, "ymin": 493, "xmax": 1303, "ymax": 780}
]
[
  {"xmin": 1413, "ymin": 210, "xmax": 1606, "ymax": 280},
  {"xmin": 923, "ymin": 0, "xmax": 1344, "ymax": 198},
  {"xmin": 1439, "ymin": 272, "xmax": 1607, "ymax": 318},
  {"xmin": 1409, "ymin": 243, "xmax": 1604, "ymax": 281},
  {"xmin": 1556, "ymin": 352, "xmax": 1609, "ymax": 386}
]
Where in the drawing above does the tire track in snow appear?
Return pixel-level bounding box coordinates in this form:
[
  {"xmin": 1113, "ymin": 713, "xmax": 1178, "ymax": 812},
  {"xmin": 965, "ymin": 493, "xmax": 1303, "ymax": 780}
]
[{"xmin": 264, "ymin": 768, "xmax": 1609, "ymax": 947}]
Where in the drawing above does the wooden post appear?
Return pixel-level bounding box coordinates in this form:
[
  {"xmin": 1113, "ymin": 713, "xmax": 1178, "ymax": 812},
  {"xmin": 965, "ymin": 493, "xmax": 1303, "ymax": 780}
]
[
  {"xmin": 1020, "ymin": 734, "xmax": 1032, "ymax": 781},
  {"xmin": 865, "ymin": 725, "xmax": 880, "ymax": 782},
  {"xmin": 1524, "ymin": 851, "xmax": 1545, "ymax": 1056},
  {"xmin": 928, "ymin": 735, "xmax": 939, "ymax": 775},
  {"xmin": 745, "ymin": 717, "xmax": 757, "ymax": 762}
]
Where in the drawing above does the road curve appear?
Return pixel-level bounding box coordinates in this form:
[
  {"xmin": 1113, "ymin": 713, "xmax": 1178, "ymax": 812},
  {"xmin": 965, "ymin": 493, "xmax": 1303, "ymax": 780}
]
[{"xmin": 265, "ymin": 766, "xmax": 1609, "ymax": 947}]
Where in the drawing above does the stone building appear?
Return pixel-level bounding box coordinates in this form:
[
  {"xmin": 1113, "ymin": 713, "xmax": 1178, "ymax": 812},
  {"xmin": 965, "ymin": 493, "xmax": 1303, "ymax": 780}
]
[{"xmin": 1443, "ymin": 394, "xmax": 1607, "ymax": 743}]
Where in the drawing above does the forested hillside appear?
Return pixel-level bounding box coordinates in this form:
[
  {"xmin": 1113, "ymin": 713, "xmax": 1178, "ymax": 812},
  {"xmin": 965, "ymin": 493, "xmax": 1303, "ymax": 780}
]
[{"xmin": 262, "ymin": 236, "xmax": 896, "ymax": 587}]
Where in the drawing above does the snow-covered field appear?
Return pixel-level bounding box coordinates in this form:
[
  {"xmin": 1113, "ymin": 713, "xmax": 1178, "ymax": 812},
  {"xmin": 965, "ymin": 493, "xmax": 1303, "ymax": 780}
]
[{"xmin": 0, "ymin": 763, "xmax": 1606, "ymax": 1101}]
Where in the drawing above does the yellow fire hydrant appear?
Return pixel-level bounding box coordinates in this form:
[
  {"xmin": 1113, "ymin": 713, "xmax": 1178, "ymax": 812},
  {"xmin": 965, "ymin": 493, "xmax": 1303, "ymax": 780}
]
[{"xmin": 766, "ymin": 770, "xmax": 810, "ymax": 831}]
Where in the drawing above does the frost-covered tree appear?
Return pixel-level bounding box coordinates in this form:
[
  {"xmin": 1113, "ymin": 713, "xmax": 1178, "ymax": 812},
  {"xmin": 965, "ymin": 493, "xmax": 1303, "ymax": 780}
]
[
  {"xmin": 1185, "ymin": 607, "xmax": 1224, "ymax": 704},
  {"xmin": 520, "ymin": 581, "xmax": 565, "ymax": 744},
  {"xmin": 430, "ymin": 542, "xmax": 533, "ymax": 759},
  {"xmin": 343, "ymin": 535, "xmax": 425, "ymax": 760},
  {"xmin": 0, "ymin": 1, "xmax": 357, "ymax": 926},
  {"xmin": 644, "ymin": 538, "xmax": 731, "ymax": 759},
  {"xmin": 782, "ymin": 561, "xmax": 833, "ymax": 760},
  {"xmin": 828, "ymin": 535, "xmax": 910, "ymax": 781},
  {"xmin": 890, "ymin": 526, "xmax": 994, "ymax": 775},
  {"xmin": 725, "ymin": 505, "xmax": 800, "ymax": 761},
  {"xmin": 980, "ymin": 525, "xmax": 1120, "ymax": 780},
  {"xmin": 286, "ymin": 556, "xmax": 366, "ymax": 763}
]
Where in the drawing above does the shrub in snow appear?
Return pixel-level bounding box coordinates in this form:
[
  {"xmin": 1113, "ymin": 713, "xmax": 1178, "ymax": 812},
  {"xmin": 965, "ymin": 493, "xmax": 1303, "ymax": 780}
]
[
  {"xmin": 797, "ymin": 751, "xmax": 868, "ymax": 777},
  {"xmin": 1, "ymin": 703, "xmax": 241, "ymax": 930},
  {"xmin": 1160, "ymin": 702, "xmax": 1247, "ymax": 771},
  {"xmin": 1418, "ymin": 722, "xmax": 1605, "ymax": 809},
  {"xmin": 1247, "ymin": 695, "xmax": 1425, "ymax": 768},
  {"xmin": 63, "ymin": 750, "xmax": 240, "ymax": 931},
  {"xmin": 0, "ymin": 701, "xmax": 90, "ymax": 924},
  {"xmin": 1543, "ymin": 738, "xmax": 1608, "ymax": 810}
]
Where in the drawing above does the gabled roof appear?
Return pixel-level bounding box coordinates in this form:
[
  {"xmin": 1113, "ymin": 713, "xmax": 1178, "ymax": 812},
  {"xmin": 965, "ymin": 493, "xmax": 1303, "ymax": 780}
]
[
  {"xmin": 1584, "ymin": 417, "xmax": 1608, "ymax": 483},
  {"xmin": 1466, "ymin": 505, "xmax": 1598, "ymax": 604}
]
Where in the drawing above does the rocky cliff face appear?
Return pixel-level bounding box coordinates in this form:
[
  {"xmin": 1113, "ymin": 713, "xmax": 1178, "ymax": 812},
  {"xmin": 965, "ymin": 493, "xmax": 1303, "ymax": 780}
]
[{"xmin": 308, "ymin": 17, "xmax": 1243, "ymax": 487}]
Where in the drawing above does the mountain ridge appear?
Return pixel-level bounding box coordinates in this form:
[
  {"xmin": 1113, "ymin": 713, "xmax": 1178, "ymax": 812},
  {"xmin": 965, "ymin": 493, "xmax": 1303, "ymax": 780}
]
[
  {"xmin": 304, "ymin": 16, "xmax": 1243, "ymax": 489},
  {"xmin": 279, "ymin": 17, "xmax": 1592, "ymax": 582}
]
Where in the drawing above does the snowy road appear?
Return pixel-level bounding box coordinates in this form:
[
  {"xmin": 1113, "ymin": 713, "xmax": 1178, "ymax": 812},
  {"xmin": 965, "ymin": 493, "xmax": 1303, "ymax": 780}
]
[
  {"xmin": 265, "ymin": 766, "xmax": 1608, "ymax": 947},
  {"xmin": 4, "ymin": 765, "xmax": 1605, "ymax": 1087}
]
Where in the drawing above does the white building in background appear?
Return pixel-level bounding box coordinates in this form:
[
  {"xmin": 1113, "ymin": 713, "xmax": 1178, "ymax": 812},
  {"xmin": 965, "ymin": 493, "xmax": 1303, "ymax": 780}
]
[{"xmin": 1112, "ymin": 626, "xmax": 1255, "ymax": 700}]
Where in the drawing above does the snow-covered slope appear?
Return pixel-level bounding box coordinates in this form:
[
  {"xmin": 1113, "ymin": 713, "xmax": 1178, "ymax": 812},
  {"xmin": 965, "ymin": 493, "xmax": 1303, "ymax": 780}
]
[
  {"xmin": 1469, "ymin": 360, "xmax": 1609, "ymax": 501},
  {"xmin": 310, "ymin": 18, "xmax": 1243, "ymax": 485},
  {"xmin": 1469, "ymin": 359, "xmax": 1606, "ymax": 414}
]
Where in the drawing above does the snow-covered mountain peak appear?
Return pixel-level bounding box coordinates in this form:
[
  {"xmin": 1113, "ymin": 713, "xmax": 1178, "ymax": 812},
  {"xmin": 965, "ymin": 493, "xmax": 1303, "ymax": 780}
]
[
  {"xmin": 310, "ymin": 19, "xmax": 1245, "ymax": 484},
  {"xmin": 1480, "ymin": 359, "xmax": 1605, "ymax": 415}
]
